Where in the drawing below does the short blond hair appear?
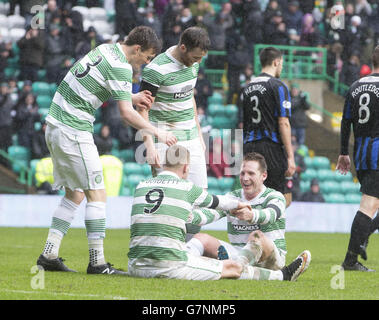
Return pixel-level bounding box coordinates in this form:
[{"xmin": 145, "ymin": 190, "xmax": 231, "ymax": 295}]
[{"xmin": 164, "ymin": 145, "xmax": 190, "ymax": 168}]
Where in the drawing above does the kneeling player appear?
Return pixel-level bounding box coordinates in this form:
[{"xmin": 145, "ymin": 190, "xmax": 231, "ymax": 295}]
[
  {"xmin": 186, "ymin": 153, "xmax": 301, "ymax": 279},
  {"xmin": 127, "ymin": 145, "xmax": 311, "ymax": 281}
]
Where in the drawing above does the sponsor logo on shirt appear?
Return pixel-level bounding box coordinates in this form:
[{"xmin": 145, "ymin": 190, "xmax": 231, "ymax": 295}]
[{"xmin": 232, "ymin": 224, "xmax": 260, "ymax": 232}]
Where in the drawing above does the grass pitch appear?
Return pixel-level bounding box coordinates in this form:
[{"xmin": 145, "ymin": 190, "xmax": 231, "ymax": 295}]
[{"xmin": 0, "ymin": 227, "xmax": 378, "ymax": 300}]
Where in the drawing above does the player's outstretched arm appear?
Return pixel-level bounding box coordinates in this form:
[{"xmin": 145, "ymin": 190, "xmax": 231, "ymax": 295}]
[
  {"xmin": 118, "ymin": 100, "xmax": 177, "ymax": 146},
  {"xmin": 188, "ymin": 208, "xmax": 227, "ymax": 226}
]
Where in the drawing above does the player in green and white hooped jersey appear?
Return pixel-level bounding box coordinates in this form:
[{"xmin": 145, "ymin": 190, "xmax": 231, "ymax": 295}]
[
  {"xmin": 137, "ymin": 26, "xmax": 211, "ymax": 241},
  {"xmin": 37, "ymin": 26, "xmax": 177, "ymax": 275},
  {"xmin": 128, "ymin": 145, "xmax": 311, "ymax": 281},
  {"xmin": 186, "ymin": 152, "xmax": 312, "ymax": 280}
]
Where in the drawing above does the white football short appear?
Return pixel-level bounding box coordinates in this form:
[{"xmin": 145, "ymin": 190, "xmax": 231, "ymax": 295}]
[
  {"xmin": 128, "ymin": 253, "xmax": 223, "ymax": 280},
  {"xmin": 219, "ymin": 240, "xmax": 286, "ymax": 270},
  {"xmin": 45, "ymin": 122, "xmax": 105, "ymax": 191},
  {"xmin": 153, "ymin": 137, "xmax": 208, "ymax": 188}
]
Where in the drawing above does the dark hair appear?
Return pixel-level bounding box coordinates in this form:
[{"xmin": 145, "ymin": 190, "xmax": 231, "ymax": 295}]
[
  {"xmin": 243, "ymin": 152, "xmax": 267, "ymax": 172},
  {"xmin": 179, "ymin": 27, "xmax": 211, "ymax": 52},
  {"xmin": 124, "ymin": 26, "xmax": 162, "ymax": 54},
  {"xmin": 259, "ymin": 46, "xmax": 283, "ymax": 68},
  {"xmin": 372, "ymin": 45, "xmax": 379, "ymax": 69}
]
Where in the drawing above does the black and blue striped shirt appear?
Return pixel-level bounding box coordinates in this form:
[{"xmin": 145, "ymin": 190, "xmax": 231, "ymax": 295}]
[
  {"xmin": 341, "ymin": 73, "xmax": 379, "ymax": 170},
  {"xmin": 242, "ymin": 73, "xmax": 291, "ymax": 145}
]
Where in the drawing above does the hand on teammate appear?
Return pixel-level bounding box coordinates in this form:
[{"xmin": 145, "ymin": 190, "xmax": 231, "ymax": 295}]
[
  {"xmin": 231, "ymin": 204, "xmax": 254, "ymax": 222},
  {"xmin": 336, "ymin": 155, "xmax": 351, "ymax": 174},
  {"xmin": 156, "ymin": 130, "xmax": 177, "ymax": 146},
  {"xmin": 147, "ymin": 147, "xmax": 162, "ymax": 168},
  {"xmin": 132, "ymin": 90, "xmax": 154, "ymax": 110}
]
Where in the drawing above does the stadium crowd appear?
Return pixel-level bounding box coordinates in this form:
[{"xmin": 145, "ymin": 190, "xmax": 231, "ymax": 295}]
[{"xmin": 0, "ymin": 0, "xmax": 377, "ymax": 199}]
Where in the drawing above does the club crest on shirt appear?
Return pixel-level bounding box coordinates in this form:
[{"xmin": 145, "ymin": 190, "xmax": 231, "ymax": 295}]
[{"xmin": 283, "ymin": 100, "xmax": 291, "ymax": 109}]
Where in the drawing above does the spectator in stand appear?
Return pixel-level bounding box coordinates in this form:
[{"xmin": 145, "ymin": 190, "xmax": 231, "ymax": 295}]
[
  {"xmin": 142, "ymin": 7, "xmax": 163, "ymax": 39},
  {"xmin": 45, "ymin": 24, "xmax": 68, "ymax": 84},
  {"xmin": 225, "ymin": 28, "xmax": 249, "ymax": 104},
  {"xmin": 300, "ymin": 178, "xmax": 325, "ymax": 203},
  {"xmin": 189, "ymin": 0, "xmax": 214, "ymax": 18},
  {"xmin": 242, "ymin": 0, "xmax": 263, "ymax": 56},
  {"xmin": 161, "ymin": 0, "xmax": 184, "ymax": 35},
  {"xmin": 94, "ymin": 125, "xmax": 113, "ymax": 156},
  {"xmin": 118, "ymin": 124, "xmax": 138, "ymax": 151},
  {"xmin": 360, "ymin": 64, "xmax": 372, "ymax": 78},
  {"xmin": 194, "ymin": 68, "xmax": 213, "ymax": 111},
  {"xmin": 355, "ymin": 0, "xmax": 372, "ymax": 20},
  {"xmin": 203, "ymin": 5, "xmax": 233, "ymax": 68},
  {"xmin": 208, "ymin": 137, "xmax": 231, "ymax": 179},
  {"xmin": 0, "ymin": 40, "xmax": 13, "ymax": 83},
  {"xmin": 100, "ymin": 98, "xmax": 121, "ymax": 139},
  {"xmin": 284, "ymin": 0, "xmax": 303, "ymax": 35},
  {"xmin": 8, "ymin": 0, "xmax": 44, "ymax": 26},
  {"xmin": 197, "ymin": 106, "xmax": 212, "ymax": 133},
  {"xmin": 45, "ymin": 0, "xmax": 60, "ymax": 27},
  {"xmin": 61, "ymin": 3, "xmax": 84, "ymax": 57},
  {"xmin": 13, "ymin": 93, "xmax": 41, "ymax": 149},
  {"xmin": 7, "ymin": 77, "xmax": 19, "ymax": 105},
  {"xmin": 289, "ymin": 83, "xmax": 310, "ymax": 146},
  {"xmin": 264, "ymin": 10, "xmax": 289, "ymax": 45},
  {"xmin": 340, "ymin": 53, "xmax": 361, "ymax": 86},
  {"xmin": 0, "ymin": 83, "xmax": 14, "ymax": 162},
  {"xmin": 17, "ymin": 27, "xmax": 45, "ymax": 82},
  {"xmin": 291, "ymin": 135, "xmax": 306, "ymax": 201},
  {"xmin": 326, "ymin": 42, "xmax": 343, "ymax": 79},
  {"xmin": 154, "ymin": 0, "xmax": 170, "ymax": 18},
  {"xmin": 179, "ymin": 7, "xmax": 196, "ymax": 30},
  {"xmin": 163, "ymin": 23, "xmax": 182, "ymax": 51},
  {"xmin": 17, "ymin": 79, "xmax": 32, "ymax": 107},
  {"xmin": 264, "ymin": 0, "xmax": 282, "ymax": 24},
  {"xmin": 115, "ymin": 0, "xmax": 142, "ymax": 38},
  {"xmin": 31, "ymin": 122, "xmax": 50, "ymax": 159},
  {"xmin": 299, "ymin": 13, "xmax": 321, "ymax": 47},
  {"xmin": 75, "ymin": 26, "xmax": 103, "ymax": 61}
]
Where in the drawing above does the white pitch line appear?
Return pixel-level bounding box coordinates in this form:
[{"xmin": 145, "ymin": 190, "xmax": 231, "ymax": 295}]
[{"xmin": 1, "ymin": 289, "xmax": 128, "ymax": 300}]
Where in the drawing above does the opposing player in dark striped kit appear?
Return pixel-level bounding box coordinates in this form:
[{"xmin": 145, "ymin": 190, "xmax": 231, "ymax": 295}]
[
  {"xmin": 337, "ymin": 45, "xmax": 379, "ymax": 271},
  {"xmin": 241, "ymin": 47, "xmax": 295, "ymax": 208}
]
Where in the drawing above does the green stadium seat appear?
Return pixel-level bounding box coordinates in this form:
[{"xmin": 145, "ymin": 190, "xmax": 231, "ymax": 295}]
[
  {"xmin": 123, "ymin": 162, "xmax": 143, "ymax": 175},
  {"xmin": 300, "ymin": 180, "xmax": 310, "ymax": 193},
  {"xmin": 340, "ymin": 181, "xmax": 360, "ymax": 194},
  {"xmin": 325, "ymin": 193, "xmax": 345, "ymax": 204},
  {"xmin": 344, "ymin": 193, "xmax": 361, "ymax": 204},
  {"xmin": 208, "ymin": 92, "xmax": 223, "ymax": 105},
  {"xmin": 12, "ymin": 134, "xmax": 18, "ymax": 146},
  {"xmin": 93, "ymin": 123, "xmax": 102, "ymax": 135},
  {"xmin": 207, "ymin": 176, "xmax": 219, "ymax": 189},
  {"xmin": 311, "ymin": 156, "xmax": 330, "ymax": 170},
  {"xmin": 125, "ymin": 174, "xmax": 145, "ymax": 188},
  {"xmin": 120, "ymin": 187, "xmax": 133, "ymax": 196},
  {"xmin": 37, "ymin": 69, "xmax": 47, "ymax": 81},
  {"xmin": 111, "ymin": 149, "xmax": 120, "ymax": 158},
  {"xmin": 335, "ymin": 171, "xmax": 353, "ymax": 182},
  {"xmin": 218, "ymin": 177, "xmax": 234, "ymax": 191},
  {"xmin": 297, "ymin": 145, "xmax": 309, "ymax": 157},
  {"xmin": 32, "ymin": 82, "xmax": 51, "ymax": 96},
  {"xmin": 8, "ymin": 145, "xmax": 30, "ymax": 161},
  {"xmin": 212, "ymin": 116, "xmax": 235, "ymax": 129},
  {"xmin": 303, "ymin": 156, "xmax": 313, "ymax": 169},
  {"xmin": 224, "ymin": 104, "xmax": 238, "ymax": 119},
  {"xmin": 49, "ymin": 83, "xmax": 57, "ymax": 96},
  {"xmin": 141, "ymin": 163, "xmax": 152, "ymax": 176},
  {"xmin": 4, "ymin": 67, "xmax": 20, "ymax": 79},
  {"xmin": 30, "ymin": 159, "xmax": 40, "ymax": 183},
  {"xmin": 36, "ymin": 95, "xmax": 52, "ymax": 109},
  {"xmin": 320, "ymin": 181, "xmax": 341, "ymax": 194},
  {"xmin": 118, "ymin": 149, "xmax": 135, "ymax": 162},
  {"xmin": 111, "ymin": 138, "xmax": 119, "ymax": 150},
  {"xmin": 208, "ymin": 104, "xmax": 223, "ymax": 117},
  {"xmin": 300, "ymin": 168, "xmax": 317, "ymax": 181},
  {"xmin": 317, "ymin": 169, "xmax": 336, "ymax": 182}
]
